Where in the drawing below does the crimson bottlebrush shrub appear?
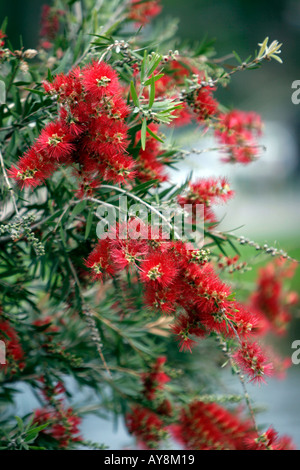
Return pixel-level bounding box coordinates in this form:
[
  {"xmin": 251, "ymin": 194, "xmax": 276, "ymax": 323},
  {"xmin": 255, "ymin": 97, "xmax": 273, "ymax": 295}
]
[{"xmin": 0, "ymin": 0, "xmax": 298, "ymax": 451}]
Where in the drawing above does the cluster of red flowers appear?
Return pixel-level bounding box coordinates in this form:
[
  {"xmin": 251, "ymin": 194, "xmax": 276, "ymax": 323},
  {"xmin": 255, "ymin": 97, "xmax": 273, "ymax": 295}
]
[
  {"xmin": 33, "ymin": 379, "xmax": 82, "ymax": 448},
  {"xmin": 126, "ymin": 357, "xmax": 296, "ymax": 449},
  {"xmin": 85, "ymin": 227, "xmax": 259, "ymax": 357},
  {"xmin": 170, "ymin": 401, "xmax": 295, "ymax": 450},
  {"xmin": 140, "ymin": 57, "xmax": 262, "ymax": 163},
  {"xmin": 228, "ymin": 258, "xmax": 298, "ymax": 382},
  {"xmin": 128, "ymin": 0, "xmax": 162, "ymax": 26},
  {"xmin": 0, "ymin": 315, "xmax": 25, "ymax": 374},
  {"xmin": 171, "ymin": 400, "xmax": 253, "ymax": 450},
  {"xmin": 250, "ymin": 258, "xmax": 298, "ymax": 335},
  {"xmin": 177, "ymin": 176, "xmax": 235, "ymax": 224},
  {"xmin": 126, "ymin": 405, "xmax": 167, "ymax": 449},
  {"xmin": 126, "ymin": 356, "xmax": 172, "ymax": 448},
  {"xmin": 40, "ymin": 5, "xmax": 65, "ymax": 49},
  {"xmin": 214, "ymin": 110, "xmax": 263, "ymax": 163},
  {"xmin": 84, "ymin": 220, "xmax": 298, "ymax": 387},
  {"xmin": 141, "ymin": 356, "xmax": 171, "ymax": 401},
  {"xmin": 142, "ymin": 60, "xmax": 195, "ymax": 126},
  {"xmin": 9, "ymin": 61, "xmax": 135, "ymax": 194}
]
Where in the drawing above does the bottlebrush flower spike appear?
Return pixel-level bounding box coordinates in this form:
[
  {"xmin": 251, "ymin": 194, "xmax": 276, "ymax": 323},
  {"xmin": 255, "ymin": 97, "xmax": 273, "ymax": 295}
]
[
  {"xmin": 126, "ymin": 405, "xmax": 167, "ymax": 449},
  {"xmin": 246, "ymin": 426, "xmax": 296, "ymax": 450},
  {"xmin": 8, "ymin": 147, "xmax": 56, "ymax": 188},
  {"xmin": 40, "ymin": 5, "xmax": 65, "ymax": 41},
  {"xmin": 178, "ymin": 177, "xmax": 234, "ymax": 224},
  {"xmin": 142, "ymin": 356, "xmax": 170, "ymax": 400},
  {"xmin": 171, "ymin": 400, "xmax": 254, "ymax": 450},
  {"xmin": 84, "ymin": 240, "xmax": 115, "ymax": 281},
  {"xmin": 215, "ymin": 110, "xmax": 263, "ymax": 164},
  {"xmin": 128, "ymin": 0, "xmax": 162, "ymax": 26},
  {"xmin": 36, "ymin": 120, "xmax": 75, "ymax": 161},
  {"xmin": 81, "ymin": 61, "xmax": 120, "ymax": 98},
  {"xmin": 33, "ymin": 405, "xmax": 82, "ymax": 449},
  {"xmin": 249, "ymin": 259, "xmax": 298, "ymax": 335},
  {"xmin": 191, "ymin": 86, "xmax": 219, "ymax": 123},
  {"xmin": 139, "ymin": 251, "xmax": 178, "ymax": 287},
  {"xmin": 110, "ymin": 238, "xmax": 149, "ymax": 271},
  {"xmin": 233, "ymin": 340, "xmax": 273, "ymax": 384}
]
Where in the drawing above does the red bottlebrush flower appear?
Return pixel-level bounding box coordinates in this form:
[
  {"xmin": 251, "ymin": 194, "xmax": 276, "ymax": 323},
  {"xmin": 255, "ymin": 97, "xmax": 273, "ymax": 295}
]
[
  {"xmin": 187, "ymin": 262, "xmax": 232, "ymax": 314},
  {"xmin": 0, "ymin": 318, "xmax": 25, "ymax": 373},
  {"xmin": 84, "ymin": 239, "xmax": 115, "ymax": 281},
  {"xmin": 81, "ymin": 61, "xmax": 120, "ymax": 98},
  {"xmin": 126, "ymin": 405, "xmax": 167, "ymax": 449},
  {"xmin": 40, "ymin": 5, "xmax": 65, "ymax": 41},
  {"xmin": 36, "ymin": 120, "xmax": 75, "ymax": 161},
  {"xmin": 8, "ymin": 146, "xmax": 57, "ymax": 188},
  {"xmin": 139, "ymin": 251, "xmax": 178, "ymax": 287},
  {"xmin": 170, "ymin": 100, "xmax": 192, "ymax": 126},
  {"xmin": 171, "ymin": 314, "xmax": 201, "ymax": 353},
  {"xmin": 233, "ymin": 340, "xmax": 273, "ymax": 384},
  {"xmin": 110, "ymin": 238, "xmax": 148, "ymax": 271},
  {"xmin": 44, "ymin": 72, "xmax": 84, "ymax": 106},
  {"xmin": 102, "ymin": 94, "xmax": 130, "ymax": 121},
  {"xmin": 142, "ymin": 356, "xmax": 170, "ymax": 400},
  {"xmin": 230, "ymin": 303, "xmax": 259, "ymax": 337},
  {"xmin": 59, "ymin": 107, "xmax": 86, "ymax": 137},
  {"xmin": 128, "ymin": 0, "xmax": 162, "ymax": 26},
  {"xmin": 178, "ymin": 177, "xmax": 234, "ymax": 207},
  {"xmin": 246, "ymin": 426, "xmax": 296, "ymax": 450},
  {"xmin": 171, "ymin": 400, "xmax": 254, "ymax": 450},
  {"xmin": 103, "ymin": 152, "xmax": 135, "ymax": 185},
  {"xmin": 33, "ymin": 405, "xmax": 82, "ymax": 449},
  {"xmin": 144, "ymin": 283, "xmax": 179, "ymax": 314},
  {"xmin": 0, "ymin": 30, "xmax": 6, "ymax": 48},
  {"xmin": 250, "ymin": 259, "xmax": 297, "ymax": 335},
  {"xmin": 177, "ymin": 177, "xmax": 234, "ymax": 226},
  {"xmin": 215, "ymin": 110, "xmax": 263, "ymax": 164},
  {"xmin": 99, "ymin": 121, "xmax": 130, "ymax": 155},
  {"xmin": 191, "ymin": 86, "xmax": 219, "ymax": 122}
]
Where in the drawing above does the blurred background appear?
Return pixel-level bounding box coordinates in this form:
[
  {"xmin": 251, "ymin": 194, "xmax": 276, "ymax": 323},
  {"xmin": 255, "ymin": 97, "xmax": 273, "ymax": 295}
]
[{"xmin": 1, "ymin": 0, "xmax": 300, "ymax": 449}]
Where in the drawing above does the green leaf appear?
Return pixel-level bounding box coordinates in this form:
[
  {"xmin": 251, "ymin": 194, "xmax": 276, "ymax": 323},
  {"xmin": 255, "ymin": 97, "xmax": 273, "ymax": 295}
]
[
  {"xmin": 270, "ymin": 53, "xmax": 283, "ymax": 63},
  {"xmin": 140, "ymin": 49, "xmax": 147, "ymax": 83},
  {"xmin": 232, "ymin": 50, "xmax": 242, "ymax": 65},
  {"xmin": 143, "ymin": 73, "xmax": 164, "ymax": 86},
  {"xmin": 130, "ymin": 81, "xmax": 139, "ymax": 107},
  {"xmin": 85, "ymin": 210, "xmax": 94, "ymax": 240},
  {"xmin": 148, "ymin": 75, "xmax": 155, "ymax": 109},
  {"xmin": 146, "ymin": 125, "xmax": 164, "ymax": 143},
  {"xmin": 147, "ymin": 53, "xmax": 162, "ymax": 78},
  {"xmin": 141, "ymin": 118, "xmax": 147, "ymax": 151}
]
